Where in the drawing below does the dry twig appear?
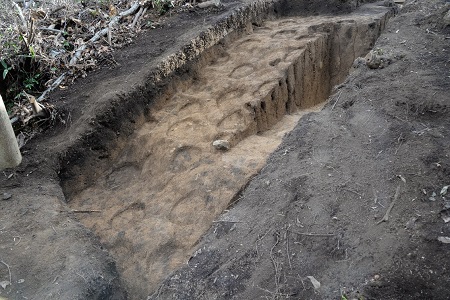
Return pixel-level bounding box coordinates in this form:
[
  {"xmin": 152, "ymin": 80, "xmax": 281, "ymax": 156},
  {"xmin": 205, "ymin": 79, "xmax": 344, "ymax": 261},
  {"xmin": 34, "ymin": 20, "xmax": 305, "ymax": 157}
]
[
  {"xmin": 0, "ymin": 260, "xmax": 12, "ymax": 288},
  {"xmin": 64, "ymin": 209, "xmax": 102, "ymax": 213},
  {"xmin": 69, "ymin": 1, "xmax": 141, "ymax": 66},
  {"xmin": 131, "ymin": 6, "xmax": 145, "ymax": 28},
  {"xmin": 285, "ymin": 228, "xmax": 292, "ymax": 270},
  {"xmin": 270, "ymin": 232, "xmax": 281, "ymax": 296},
  {"xmin": 331, "ymin": 91, "xmax": 342, "ymax": 110},
  {"xmin": 289, "ymin": 230, "xmax": 335, "ymax": 237},
  {"xmin": 377, "ymin": 185, "xmax": 401, "ymax": 224}
]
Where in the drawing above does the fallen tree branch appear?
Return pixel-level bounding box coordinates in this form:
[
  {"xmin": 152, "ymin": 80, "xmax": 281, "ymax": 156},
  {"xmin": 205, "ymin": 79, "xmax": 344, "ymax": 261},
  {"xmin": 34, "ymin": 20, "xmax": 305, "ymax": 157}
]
[
  {"xmin": 10, "ymin": 0, "xmax": 27, "ymax": 30},
  {"xmin": 377, "ymin": 185, "xmax": 401, "ymax": 224},
  {"xmin": 37, "ymin": 73, "xmax": 66, "ymax": 102},
  {"xmin": 69, "ymin": 1, "xmax": 141, "ymax": 66},
  {"xmin": 131, "ymin": 6, "xmax": 145, "ymax": 28}
]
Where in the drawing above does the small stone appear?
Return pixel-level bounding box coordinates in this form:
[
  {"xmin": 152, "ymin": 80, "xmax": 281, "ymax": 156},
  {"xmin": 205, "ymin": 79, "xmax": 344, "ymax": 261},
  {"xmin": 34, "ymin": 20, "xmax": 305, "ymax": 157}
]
[
  {"xmin": 405, "ymin": 217, "xmax": 418, "ymax": 229},
  {"xmin": 443, "ymin": 10, "xmax": 450, "ymax": 26},
  {"xmin": 2, "ymin": 193, "xmax": 12, "ymax": 201},
  {"xmin": 437, "ymin": 236, "xmax": 450, "ymax": 244},
  {"xmin": 374, "ymin": 274, "xmax": 381, "ymax": 280},
  {"xmin": 212, "ymin": 140, "xmax": 230, "ymax": 151},
  {"xmin": 365, "ymin": 51, "xmax": 382, "ymax": 69}
]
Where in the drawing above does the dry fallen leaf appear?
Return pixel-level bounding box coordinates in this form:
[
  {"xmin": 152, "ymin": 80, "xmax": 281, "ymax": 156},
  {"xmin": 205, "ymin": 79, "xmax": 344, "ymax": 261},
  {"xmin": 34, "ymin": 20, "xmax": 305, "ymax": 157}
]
[
  {"xmin": 0, "ymin": 280, "xmax": 10, "ymax": 289},
  {"xmin": 440, "ymin": 185, "xmax": 449, "ymax": 196},
  {"xmin": 306, "ymin": 276, "xmax": 321, "ymax": 289}
]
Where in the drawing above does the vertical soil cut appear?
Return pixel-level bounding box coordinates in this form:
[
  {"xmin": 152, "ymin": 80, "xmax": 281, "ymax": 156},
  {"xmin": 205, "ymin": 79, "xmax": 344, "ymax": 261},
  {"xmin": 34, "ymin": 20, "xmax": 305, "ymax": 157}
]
[{"xmin": 63, "ymin": 3, "xmax": 393, "ymax": 298}]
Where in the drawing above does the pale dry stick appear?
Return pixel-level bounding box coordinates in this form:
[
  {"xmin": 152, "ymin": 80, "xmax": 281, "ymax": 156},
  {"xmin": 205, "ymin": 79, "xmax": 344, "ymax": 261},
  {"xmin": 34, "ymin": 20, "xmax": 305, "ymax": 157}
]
[
  {"xmin": 0, "ymin": 260, "xmax": 12, "ymax": 288},
  {"xmin": 377, "ymin": 185, "xmax": 401, "ymax": 225},
  {"xmin": 141, "ymin": 7, "xmax": 148, "ymax": 24},
  {"xmin": 342, "ymin": 188, "xmax": 364, "ymax": 197},
  {"xmin": 289, "ymin": 230, "xmax": 335, "ymax": 237},
  {"xmin": 107, "ymin": 23, "xmax": 112, "ymax": 45},
  {"xmin": 131, "ymin": 6, "xmax": 144, "ymax": 28},
  {"xmin": 331, "ymin": 90, "xmax": 342, "ymax": 111},
  {"xmin": 285, "ymin": 227, "xmax": 292, "ymax": 270},
  {"xmin": 395, "ymin": 140, "xmax": 403, "ymax": 154},
  {"xmin": 269, "ymin": 232, "xmax": 281, "ymax": 296},
  {"xmin": 38, "ymin": 72, "xmax": 66, "ymax": 102},
  {"xmin": 10, "ymin": 0, "xmax": 27, "ymax": 30},
  {"xmin": 69, "ymin": 1, "xmax": 141, "ymax": 66}
]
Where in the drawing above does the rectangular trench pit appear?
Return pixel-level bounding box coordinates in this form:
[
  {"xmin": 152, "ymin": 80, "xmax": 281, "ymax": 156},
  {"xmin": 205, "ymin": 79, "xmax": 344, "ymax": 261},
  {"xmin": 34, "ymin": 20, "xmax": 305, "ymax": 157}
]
[{"xmin": 61, "ymin": 3, "xmax": 394, "ymax": 298}]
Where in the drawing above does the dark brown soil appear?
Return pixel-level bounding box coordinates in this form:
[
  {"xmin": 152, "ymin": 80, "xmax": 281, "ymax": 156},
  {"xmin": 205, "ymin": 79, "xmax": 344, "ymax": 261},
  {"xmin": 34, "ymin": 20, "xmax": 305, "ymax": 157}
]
[{"xmin": 1, "ymin": 0, "xmax": 449, "ymax": 299}]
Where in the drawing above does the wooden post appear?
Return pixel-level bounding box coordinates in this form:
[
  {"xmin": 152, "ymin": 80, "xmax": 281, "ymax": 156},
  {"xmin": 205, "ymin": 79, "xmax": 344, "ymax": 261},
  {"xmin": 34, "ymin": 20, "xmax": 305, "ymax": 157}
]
[{"xmin": 0, "ymin": 95, "xmax": 22, "ymax": 170}]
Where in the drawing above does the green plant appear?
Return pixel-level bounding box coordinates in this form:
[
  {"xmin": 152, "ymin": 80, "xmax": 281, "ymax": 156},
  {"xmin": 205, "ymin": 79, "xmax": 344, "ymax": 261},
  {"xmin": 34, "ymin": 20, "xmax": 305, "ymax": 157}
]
[
  {"xmin": 29, "ymin": 45, "xmax": 36, "ymax": 58},
  {"xmin": 23, "ymin": 73, "xmax": 40, "ymax": 91},
  {"xmin": 1, "ymin": 60, "xmax": 12, "ymax": 79}
]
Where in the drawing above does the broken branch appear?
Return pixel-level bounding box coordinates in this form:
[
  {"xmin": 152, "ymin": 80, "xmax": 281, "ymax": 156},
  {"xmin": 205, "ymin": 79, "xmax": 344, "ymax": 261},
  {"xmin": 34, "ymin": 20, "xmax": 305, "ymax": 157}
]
[
  {"xmin": 69, "ymin": 1, "xmax": 141, "ymax": 66},
  {"xmin": 131, "ymin": 6, "xmax": 145, "ymax": 28}
]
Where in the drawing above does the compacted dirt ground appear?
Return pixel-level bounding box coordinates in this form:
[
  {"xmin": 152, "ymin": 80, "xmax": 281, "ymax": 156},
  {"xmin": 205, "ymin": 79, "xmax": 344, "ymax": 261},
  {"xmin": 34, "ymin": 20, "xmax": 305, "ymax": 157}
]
[{"xmin": 1, "ymin": 0, "xmax": 450, "ymax": 299}]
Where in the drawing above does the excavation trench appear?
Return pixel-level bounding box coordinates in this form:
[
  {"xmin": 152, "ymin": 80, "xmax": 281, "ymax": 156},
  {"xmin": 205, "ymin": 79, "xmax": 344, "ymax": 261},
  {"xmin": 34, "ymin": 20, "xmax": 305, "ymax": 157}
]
[{"xmin": 65, "ymin": 3, "xmax": 392, "ymax": 298}]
